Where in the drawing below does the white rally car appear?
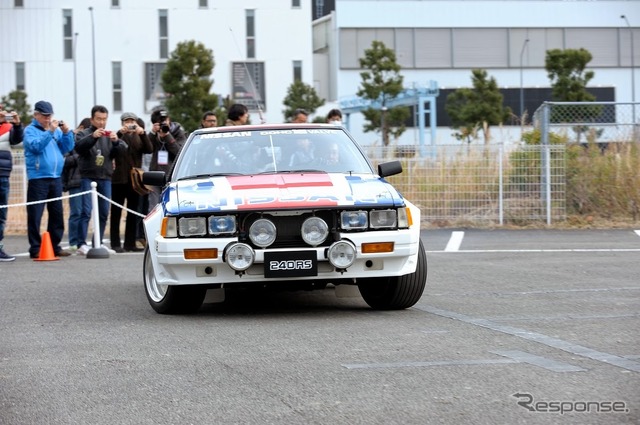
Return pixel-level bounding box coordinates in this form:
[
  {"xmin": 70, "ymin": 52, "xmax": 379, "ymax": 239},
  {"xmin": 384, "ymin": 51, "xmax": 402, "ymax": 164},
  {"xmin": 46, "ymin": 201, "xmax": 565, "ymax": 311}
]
[{"xmin": 142, "ymin": 124, "xmax": 426, "ymax": 314}]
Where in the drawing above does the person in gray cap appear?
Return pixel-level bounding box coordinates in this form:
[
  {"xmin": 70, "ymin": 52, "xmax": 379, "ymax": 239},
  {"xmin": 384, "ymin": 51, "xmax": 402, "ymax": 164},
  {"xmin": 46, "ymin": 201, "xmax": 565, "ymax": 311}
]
[
  {"xmin": 22, "ymin": 100, "xmax": 75, "ymax": 259},
  {"xmin": 109, "ymin": 112, "xmax": 152, "ymax": 252}
]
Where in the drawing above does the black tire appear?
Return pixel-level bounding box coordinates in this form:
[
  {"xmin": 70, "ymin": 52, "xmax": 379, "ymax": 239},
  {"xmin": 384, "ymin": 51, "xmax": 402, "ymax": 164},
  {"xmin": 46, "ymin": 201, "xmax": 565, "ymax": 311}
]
[
  {"xmin": 358, "ymin": 240, "xmax": 427, "ymax": 310},
  {"xmin": 143, "ymin": 247, "xmax": 206, "ymax": 314}
]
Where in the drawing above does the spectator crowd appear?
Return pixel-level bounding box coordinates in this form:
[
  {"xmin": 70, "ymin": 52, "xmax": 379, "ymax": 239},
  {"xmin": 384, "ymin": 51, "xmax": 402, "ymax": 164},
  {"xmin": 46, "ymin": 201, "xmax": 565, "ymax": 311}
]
[{"xmin": 0, "ymin": 101, "xmax": 343, "ymax": 261}]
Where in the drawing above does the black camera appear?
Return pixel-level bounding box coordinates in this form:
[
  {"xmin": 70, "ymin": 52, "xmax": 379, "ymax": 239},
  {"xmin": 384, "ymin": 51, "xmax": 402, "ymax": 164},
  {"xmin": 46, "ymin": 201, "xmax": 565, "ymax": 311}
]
[
  {"xmin": 161, "ymin": 122, "xmax": 170, "ymax": 133},
  {"xmin": 128, "ymin": 124, "xmax": 136, "ymax": 130},
  {"xmin": 59, "ymin": 121, "xmax": 65, "ymax": 126}
]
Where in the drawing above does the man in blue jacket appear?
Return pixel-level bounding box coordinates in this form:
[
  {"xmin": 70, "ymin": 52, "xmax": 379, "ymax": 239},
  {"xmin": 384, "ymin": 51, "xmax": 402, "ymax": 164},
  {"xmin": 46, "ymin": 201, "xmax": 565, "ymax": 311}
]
[{"xmin": 23, "ymin": 101, "xmax": 75, "ymax": 259}]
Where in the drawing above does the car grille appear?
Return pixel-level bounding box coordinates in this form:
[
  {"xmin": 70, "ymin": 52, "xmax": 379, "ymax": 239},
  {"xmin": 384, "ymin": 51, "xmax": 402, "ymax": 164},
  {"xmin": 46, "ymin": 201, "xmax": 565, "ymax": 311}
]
[{"xmin": 240, "ymin": 210, "xmax": 337, "ymax": 249}]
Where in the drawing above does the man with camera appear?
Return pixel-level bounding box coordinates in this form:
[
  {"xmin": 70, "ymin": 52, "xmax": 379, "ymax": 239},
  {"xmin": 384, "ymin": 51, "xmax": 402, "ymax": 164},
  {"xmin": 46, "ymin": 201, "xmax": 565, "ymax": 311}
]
[
  {"xmin": 22, "ymin": 100, "xmax": 75, "ymax": 259},
  {"xmin": 109, "ymin": 112, "xmax": 153, "ymax": 253},
  {"xmin": 74, "ymin": 105, "xmax": 128, "ymax": 255},
  {"xmin": 0, "ymin": 106, "xmax": 24, "ymax": 261},
  {"xmin": 147, "ymin": 108, "xmax": 187, "ymax": 209}
]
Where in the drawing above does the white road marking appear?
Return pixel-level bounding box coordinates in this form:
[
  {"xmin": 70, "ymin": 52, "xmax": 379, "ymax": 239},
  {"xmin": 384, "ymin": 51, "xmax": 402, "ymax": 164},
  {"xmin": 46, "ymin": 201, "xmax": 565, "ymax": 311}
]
[
  {"xmin": 635, "ymin": 230, "xmax": 640, "ymax": 238},
  {"xmin": 444, "ymin": 231, "xmax": 464, "ymax": 252},
  {"xmin": 427, "ymin": 248, "xmax": 640, "ymax": 253}
]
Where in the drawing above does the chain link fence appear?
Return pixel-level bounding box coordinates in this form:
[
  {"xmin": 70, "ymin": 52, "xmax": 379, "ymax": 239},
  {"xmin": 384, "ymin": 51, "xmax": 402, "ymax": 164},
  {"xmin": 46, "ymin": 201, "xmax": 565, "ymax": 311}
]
[
  {"xmin": 533, "ymin": 101, "xmax": 639, "ymax": 144},
  {"xmin": 366, "ymin": 143, "xmax": 566, "ymax": 226},
  {"xmin": 2, "ymin": 144, "xmax": 566, "ymax": 234}
]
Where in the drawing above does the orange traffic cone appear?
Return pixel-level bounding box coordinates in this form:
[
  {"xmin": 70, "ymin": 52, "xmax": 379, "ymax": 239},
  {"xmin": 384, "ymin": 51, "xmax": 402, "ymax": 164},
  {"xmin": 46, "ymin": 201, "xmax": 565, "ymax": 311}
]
[{"xmin": 34, "ymin": 231, "xmax": 60, "ymax": 262}]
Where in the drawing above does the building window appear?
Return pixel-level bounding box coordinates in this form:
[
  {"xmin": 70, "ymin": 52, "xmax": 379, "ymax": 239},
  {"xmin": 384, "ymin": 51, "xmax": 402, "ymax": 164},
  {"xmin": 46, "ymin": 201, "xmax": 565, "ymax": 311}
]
[
  {"xmin": 63, "ymin": 9, "xmax": 73, "ymax": 60},
  {"xmin": 15, "ymin": 62, "xmax": 25, "ymax": 91},
  {"xmin": 14, "ymin": 0, "xmax": 24, "ymax": 7},
  {"xmin": 246, "ymin": 9, "xmax": 255, "ymax": 59},
  {"xmin": 199, "ymin": 0, "xmax": 208, "ymax": 7},
  {"xmin": 293, "ymin": 0, "xmax": 301, "ymax": 7},
  {"xmin": 145, "ymin": 62, "xmax": 168, "ymax": 113},
  {"xmin": 159, "ymin": 9, "xmax": 169, "ymax": 59},
  {"xmin": 232, "ymin": 62, "xmax": 266, "ymax": 112},
  {"xmin": 111, "ymin": 0, "xmax": 120, "ymax": 7},
  {"xmin": 293, "ymin": 60, "xmax": 302, "ymax": 82},
  {"xmin": 112, "ymin": 62, "xmax": 122, "ymax": 112}
]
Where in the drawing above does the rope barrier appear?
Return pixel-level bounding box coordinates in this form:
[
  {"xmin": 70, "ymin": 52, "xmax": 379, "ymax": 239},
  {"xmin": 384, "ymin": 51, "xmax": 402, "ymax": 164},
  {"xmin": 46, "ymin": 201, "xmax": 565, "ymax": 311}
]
[
  {"xmin": 0, "ymin": 186, "xmax": 146, "ymax": 218},
  {"xmin": 0, "ymin": 190, "xmax": 93, "ymax": 209}
]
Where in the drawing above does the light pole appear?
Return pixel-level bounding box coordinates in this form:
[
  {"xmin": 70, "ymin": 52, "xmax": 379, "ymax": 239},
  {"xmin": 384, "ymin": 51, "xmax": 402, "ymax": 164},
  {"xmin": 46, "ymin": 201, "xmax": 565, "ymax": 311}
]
[
  {"xmin": 89, "ymin": 6, "xmax": 97, "ymax": 105},
  {"xmin": 621, "ymin": 15, "xmax": 636, "ymax": 134},
  {"xmin": 520, "ymin": 38, "xmax": 530, "ymax": 124},
  {"xmin": 73, "ymin": 32, "xmax": 79, "ymax": 125}
]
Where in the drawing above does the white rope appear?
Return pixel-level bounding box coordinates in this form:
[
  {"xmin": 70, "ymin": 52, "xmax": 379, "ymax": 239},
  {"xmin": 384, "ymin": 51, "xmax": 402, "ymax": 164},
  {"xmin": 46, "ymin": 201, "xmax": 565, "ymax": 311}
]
[
  {"xmin": 1, "ymin": 189, "xmax": 147, "ymax": 218},
  {"xmin": 0, "ymin": 190, "xmax": 92, "ymax": 209},
  {"xmin": 96, "ymin": 191, "xmax": 146, "ymax": 218}
]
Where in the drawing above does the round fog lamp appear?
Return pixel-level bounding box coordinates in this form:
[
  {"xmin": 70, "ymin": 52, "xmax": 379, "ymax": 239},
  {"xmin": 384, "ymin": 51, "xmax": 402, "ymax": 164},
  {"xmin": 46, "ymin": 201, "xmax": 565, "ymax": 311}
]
[
  {"xmin": 327, "ymin": 240, "xmax": 356, "ymax": 269},
  {"xmin": 301, "ymin": 217, "xmax": 329, "ymax": 246},
  {"xmin": 249, "ymin": 218, "xmax": 277, "ymax": 247},
  {"xmin": 226, "ymin": 243, "xmax": 254, "ymax": 271}
]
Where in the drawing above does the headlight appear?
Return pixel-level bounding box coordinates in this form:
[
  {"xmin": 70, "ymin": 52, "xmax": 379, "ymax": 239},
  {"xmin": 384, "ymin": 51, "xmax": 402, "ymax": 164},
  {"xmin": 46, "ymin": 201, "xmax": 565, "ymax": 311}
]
[
  {"xmin": 301, "ymin": 217, "xmax": 329, "ymax": 246},
  {"xmin": 178, "ymin": 217, "xmax": 207, "ymax": 236},
  {"xmin": 369, "ymin": 209, "xmax": 397, "ymax": 229},
  {"xmin": 340, "ymin": 211, "xmax": 368, "ymax": 230},
  {"xmin": 226, "ymin": 243, "xmax": 254, "ymax": 271},
  {"xmin": 249, "ymin": 218, "xmax": 277, "ymax": 247},
  {"xmin": 327, "ymin": 240, "xmax": 357, "ymax": 269},
  {"xmin": 208, "ymin": 215, "xmax": 236, "ymax": 235}
]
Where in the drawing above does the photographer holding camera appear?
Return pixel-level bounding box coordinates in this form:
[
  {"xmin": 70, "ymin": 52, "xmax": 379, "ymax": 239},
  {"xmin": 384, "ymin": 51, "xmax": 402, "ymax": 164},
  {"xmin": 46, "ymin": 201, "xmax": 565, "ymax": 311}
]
[
  {"xmin": 109, "ymin": 112, "xmax": 153, "ymax": 253},
  {"xmin": 22, "ymin": 100, "xmax": 74, "ymax": 259},
  {"xmin": 74, "ymin": 105, "xmax": 128, "ymax": 255},
  {"xmin": 147, "ymin": 108, "xmax": 186, "ymax": 209},
  {"xmin": 0, "ymin": 106, "xmax": 24, "ymax": 261}
]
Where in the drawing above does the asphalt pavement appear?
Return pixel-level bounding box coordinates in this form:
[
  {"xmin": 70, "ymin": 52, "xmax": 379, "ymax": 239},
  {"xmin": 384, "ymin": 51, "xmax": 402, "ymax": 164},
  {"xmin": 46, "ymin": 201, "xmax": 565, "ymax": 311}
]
[{"xmin": 0, "ymin": 229, "xmax": 639, "ymax": 424}]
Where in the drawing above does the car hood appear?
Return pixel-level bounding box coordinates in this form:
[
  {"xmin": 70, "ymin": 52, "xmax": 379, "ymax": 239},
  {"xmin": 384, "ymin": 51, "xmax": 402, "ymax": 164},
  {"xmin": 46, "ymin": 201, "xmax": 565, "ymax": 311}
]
[{"xmin": 163, "ymin": 173, "xmax": 405, "ymax": 214}]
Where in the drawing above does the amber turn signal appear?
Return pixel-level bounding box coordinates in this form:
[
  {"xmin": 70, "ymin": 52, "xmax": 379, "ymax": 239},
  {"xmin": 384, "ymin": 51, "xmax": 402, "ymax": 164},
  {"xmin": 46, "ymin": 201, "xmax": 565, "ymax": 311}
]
[
  {"xmin": 183, "ymin": 248, "xmax": 218, "ymax": 259},
  {"xmin": 361, "ymin": 242, "xmax": 394, "ymax": 253}
]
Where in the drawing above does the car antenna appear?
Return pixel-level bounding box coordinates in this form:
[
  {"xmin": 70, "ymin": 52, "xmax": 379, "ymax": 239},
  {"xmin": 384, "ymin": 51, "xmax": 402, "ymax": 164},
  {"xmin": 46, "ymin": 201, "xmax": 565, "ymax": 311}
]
[{"xmin": 229, "ymin": 27, "xmax": 266, "ymax": 124}]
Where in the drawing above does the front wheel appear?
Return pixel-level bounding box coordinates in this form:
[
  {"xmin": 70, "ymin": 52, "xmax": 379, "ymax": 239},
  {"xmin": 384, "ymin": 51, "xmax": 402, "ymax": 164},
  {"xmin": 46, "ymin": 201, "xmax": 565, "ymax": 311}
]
[
  {"xmin": 358, "ymin": 240, "xmax": 427, "ymax": 310},
  {"xmin": 143, "ymin": 247, "xmax": 206, "ymax": 314}
]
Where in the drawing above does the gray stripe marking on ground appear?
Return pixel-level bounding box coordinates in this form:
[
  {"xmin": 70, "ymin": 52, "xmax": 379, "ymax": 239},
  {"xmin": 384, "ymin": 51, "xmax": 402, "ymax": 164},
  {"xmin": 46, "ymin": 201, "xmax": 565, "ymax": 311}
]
[
  {"xmin": 414, "ymin": 304, "xmax": 640, "ymax": 373},
  {"xmin": 491, "ymin": 350, "xmax": 587, "ymax": 372}
]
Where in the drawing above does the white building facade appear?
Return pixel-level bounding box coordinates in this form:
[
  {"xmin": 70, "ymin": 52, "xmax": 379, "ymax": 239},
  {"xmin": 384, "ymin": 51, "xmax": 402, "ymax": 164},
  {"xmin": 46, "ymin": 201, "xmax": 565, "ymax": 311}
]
[
  {"xmin": 313, "ymin": 0, "xmax": 640, "ymax": 146},
  {"xmin": 0, "ymin": 0, "xmax": 313, "ymax": 127}
]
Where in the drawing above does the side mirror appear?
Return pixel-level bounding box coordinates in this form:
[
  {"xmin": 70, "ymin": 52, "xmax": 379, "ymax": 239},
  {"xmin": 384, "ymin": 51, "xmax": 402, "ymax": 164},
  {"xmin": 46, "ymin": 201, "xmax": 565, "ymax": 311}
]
[
  {"xmin": 142, "ymin": 171, "xmax": 167, "ymax": 187},
  {"xmin": 378, "ymin": 161, "xmax": 402, "ymax": 178}
]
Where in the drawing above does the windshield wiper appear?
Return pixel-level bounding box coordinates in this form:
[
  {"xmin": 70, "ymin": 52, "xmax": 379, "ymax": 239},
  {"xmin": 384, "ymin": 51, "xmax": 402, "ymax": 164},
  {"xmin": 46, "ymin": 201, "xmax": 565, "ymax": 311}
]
[
  {"xmin": 177, "ymin": 173, "xmax": 244, "ymax": 181},
  {"xmin": 258, "ymin": 169, "xmax": 325, "ymax": 175}
]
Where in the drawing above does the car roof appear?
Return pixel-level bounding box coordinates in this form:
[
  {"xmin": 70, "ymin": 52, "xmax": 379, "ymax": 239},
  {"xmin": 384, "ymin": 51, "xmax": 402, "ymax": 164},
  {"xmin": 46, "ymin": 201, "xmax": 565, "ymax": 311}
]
[{"xmin": 191, "ymin": 123, "xmax": 341, "ymax": 135}]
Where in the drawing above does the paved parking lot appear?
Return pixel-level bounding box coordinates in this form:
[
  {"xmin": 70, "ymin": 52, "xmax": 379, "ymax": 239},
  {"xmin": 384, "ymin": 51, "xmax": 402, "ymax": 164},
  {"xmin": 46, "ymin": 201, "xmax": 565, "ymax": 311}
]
[{"xmin": 0, "ymin": 229, "xmax": 638, "ymax": 424}]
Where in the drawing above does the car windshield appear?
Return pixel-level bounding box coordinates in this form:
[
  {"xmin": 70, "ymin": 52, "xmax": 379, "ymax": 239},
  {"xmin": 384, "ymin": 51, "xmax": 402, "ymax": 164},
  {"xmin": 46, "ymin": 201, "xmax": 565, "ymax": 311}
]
[{"xmin": 173, "ymin": 127, "xmax": 374, "ymax": 180}]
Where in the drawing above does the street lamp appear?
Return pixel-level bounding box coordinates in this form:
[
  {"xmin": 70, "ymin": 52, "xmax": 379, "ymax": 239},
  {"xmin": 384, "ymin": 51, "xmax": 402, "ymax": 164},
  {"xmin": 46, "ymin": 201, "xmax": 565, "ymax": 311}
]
[
  {"xmin": 73, "ymin": 32, "xmax": 79, "ymax": 125},
  {"xmin": 520, "ymin": 38, "xmax": 530, "ymax": 124},
  {"xmin": 621, "ymin": 14, "xmax": 636, "ymax": 134},
  {"xmin": 89, "ymin": 6, "xmax": 97, "ymax": 105}
]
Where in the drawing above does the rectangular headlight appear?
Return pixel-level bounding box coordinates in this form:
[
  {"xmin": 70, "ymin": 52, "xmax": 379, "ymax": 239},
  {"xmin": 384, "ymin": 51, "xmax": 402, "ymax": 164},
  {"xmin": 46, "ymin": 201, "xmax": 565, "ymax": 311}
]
[
  {"xmin": 369, "ymin": 209, "xmax": 397, "ymax": 229},
  {"xmin": 340, "ymin": 210, "xmax": 368, "ymax": 230},
  {"xmin": 178, "ymin": 217, "xmax": 207, "ymax": 236},
  {"xmin": 208, "ymin": 215, "xmax": 236, "ymax": 235}
]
